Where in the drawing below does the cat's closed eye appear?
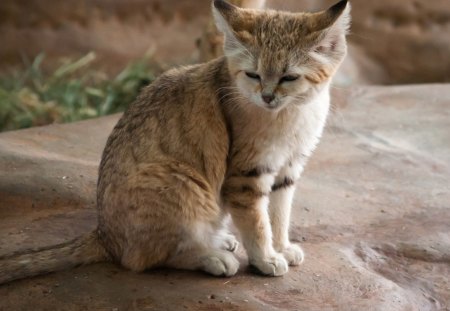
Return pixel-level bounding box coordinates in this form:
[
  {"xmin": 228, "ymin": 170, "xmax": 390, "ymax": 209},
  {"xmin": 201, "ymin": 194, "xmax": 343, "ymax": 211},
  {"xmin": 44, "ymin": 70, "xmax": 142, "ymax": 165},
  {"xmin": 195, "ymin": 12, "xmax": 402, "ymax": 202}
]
[
  {"xmin": 279, "ymin": 75, "xmax": 300, "ymax": 84},
  {"xmin": 245, "ymin": 72, "xmax": 261, "ymax": 80}
]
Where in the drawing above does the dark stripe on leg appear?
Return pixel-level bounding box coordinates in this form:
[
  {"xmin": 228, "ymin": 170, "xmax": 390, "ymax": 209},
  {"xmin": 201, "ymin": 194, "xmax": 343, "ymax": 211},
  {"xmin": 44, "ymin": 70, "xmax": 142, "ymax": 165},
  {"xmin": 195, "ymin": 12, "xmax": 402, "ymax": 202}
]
[
  {"xmin": 241, "ymin": 166, "xmax": 274, "ymax": 177},
  {"xmin": 223, "ymin": 184, "xmax": 269, "ymax": 198},
  {"xmin": 240, "ymin": 185, "xmax": 269, "ymax": 197},
  {"xmin": 271, "ymin": 177, "xmax": 295, "ymax": 192}
]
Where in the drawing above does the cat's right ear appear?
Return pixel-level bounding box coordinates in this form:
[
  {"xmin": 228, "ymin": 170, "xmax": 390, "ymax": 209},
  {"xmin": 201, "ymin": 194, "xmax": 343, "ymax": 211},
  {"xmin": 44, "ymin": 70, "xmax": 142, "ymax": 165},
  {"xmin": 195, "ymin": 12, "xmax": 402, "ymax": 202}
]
[
  {"xmin": 212, "ymin": 0, "xmax": 238, "ymax": 35},
  {"xmin": 308, "ymin": 0, "xmax": 351, "ymax": 63},
  {"xmin": 212, "ymin": 0, "xmax": 250, "ymax": 58}
]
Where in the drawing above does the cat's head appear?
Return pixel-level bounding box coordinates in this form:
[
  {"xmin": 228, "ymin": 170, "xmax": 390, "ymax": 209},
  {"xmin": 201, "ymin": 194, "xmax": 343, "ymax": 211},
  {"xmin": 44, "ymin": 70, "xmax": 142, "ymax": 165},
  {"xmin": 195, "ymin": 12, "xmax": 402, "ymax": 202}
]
[{"xmin": 213, "ymin": 0, "xmax": 350, "ymax": 111}]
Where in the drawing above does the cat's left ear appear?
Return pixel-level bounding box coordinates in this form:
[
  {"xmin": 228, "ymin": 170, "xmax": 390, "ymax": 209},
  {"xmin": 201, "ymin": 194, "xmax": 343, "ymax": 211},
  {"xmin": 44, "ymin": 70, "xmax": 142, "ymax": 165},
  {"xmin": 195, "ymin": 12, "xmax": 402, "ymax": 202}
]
[{"xmin": 312, "ymin": 0, "xmax": 351, "ymax": 57}]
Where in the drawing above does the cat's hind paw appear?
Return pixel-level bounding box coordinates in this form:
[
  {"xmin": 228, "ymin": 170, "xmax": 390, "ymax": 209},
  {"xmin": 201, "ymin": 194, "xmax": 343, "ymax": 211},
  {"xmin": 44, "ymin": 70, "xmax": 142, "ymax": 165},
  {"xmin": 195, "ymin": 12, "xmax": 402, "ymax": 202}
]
[
  {"xmin": 250, "ymin": 252, "xmax": 288, "ymax": 276},
  {"xmin": 281, "ymin": 243, "xmax": 304, "ymax": 266},
  {"xmin": 201, "ymin": 250, "xmax": 239, "ymax": 277},
  {"xmin": 221, "ymin": 233, "xmax": 239, "ymax": 253}
]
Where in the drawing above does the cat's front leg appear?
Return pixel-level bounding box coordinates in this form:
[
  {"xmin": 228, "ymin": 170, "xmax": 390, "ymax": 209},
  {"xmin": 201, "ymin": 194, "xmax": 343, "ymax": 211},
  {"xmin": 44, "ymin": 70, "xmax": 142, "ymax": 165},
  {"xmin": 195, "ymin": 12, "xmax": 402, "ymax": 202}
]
[
  {"xmin": 269, "ymin": 162, "xmax": 305, "ymax": 266},
  {"xmin": 222, "ymin": 168, "xmax": 288, "ymax": 276}
]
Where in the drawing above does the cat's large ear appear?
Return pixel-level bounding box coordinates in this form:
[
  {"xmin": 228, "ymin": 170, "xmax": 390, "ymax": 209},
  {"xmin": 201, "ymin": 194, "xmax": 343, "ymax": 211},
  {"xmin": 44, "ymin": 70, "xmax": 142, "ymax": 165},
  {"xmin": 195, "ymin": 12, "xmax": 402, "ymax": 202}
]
[
  {"xmin": 212, "ymin": 0, "xmax": 239, "ymax": 37},
  {"xmin": 212, "ymin": 0, "xmax": 254, "ymax": 58},
  {"xmin": 311, "ymin": 0, "xmax": 351, "ymax": 59}
]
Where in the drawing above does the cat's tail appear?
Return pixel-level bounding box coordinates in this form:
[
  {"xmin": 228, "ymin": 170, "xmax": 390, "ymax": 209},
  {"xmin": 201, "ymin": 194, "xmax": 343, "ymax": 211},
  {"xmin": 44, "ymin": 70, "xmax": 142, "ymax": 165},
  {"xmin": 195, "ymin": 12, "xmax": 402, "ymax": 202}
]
[{"xmin": 0, "ymin": 230, "xmax": 110, "ymax": 285}]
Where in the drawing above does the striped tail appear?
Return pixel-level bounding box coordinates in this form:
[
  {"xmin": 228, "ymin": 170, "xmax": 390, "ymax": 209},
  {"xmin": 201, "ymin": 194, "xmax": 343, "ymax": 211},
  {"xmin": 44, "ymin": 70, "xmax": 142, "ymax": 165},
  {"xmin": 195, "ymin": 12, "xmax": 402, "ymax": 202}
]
[{"xmin": 0, "ymin": 230, "xmax": 110, "ymax": 284}]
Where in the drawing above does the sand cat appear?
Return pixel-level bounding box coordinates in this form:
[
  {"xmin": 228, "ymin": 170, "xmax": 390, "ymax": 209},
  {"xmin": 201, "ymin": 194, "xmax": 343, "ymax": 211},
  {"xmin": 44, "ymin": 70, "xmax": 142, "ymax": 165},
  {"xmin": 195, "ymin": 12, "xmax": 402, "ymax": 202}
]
[{"xmin": 0, "ymin": 0, "xmax": 350, "ymax": 283}]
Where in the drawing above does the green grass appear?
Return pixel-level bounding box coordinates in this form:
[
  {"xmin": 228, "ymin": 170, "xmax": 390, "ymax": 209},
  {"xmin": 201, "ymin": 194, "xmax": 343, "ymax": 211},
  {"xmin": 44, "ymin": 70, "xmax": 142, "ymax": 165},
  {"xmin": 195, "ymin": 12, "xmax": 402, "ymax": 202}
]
[{"xmin": 0, "ymin": 52, "xmax": 158, "ymax": 132}]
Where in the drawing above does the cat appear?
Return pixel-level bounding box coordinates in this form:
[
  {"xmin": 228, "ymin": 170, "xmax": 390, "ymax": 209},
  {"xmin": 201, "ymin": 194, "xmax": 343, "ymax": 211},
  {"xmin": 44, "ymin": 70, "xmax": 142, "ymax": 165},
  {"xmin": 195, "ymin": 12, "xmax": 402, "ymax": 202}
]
[{"xmin": 0, "ymin": 0, "xmax": 350, "ymax": 283}]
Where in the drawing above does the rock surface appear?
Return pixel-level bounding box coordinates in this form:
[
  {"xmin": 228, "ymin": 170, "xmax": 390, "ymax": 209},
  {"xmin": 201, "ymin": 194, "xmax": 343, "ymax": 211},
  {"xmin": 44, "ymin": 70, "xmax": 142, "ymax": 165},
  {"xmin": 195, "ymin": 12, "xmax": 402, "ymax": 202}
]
[{"xmin": 0, "ymin": 84, "xmax": 449, "ymax": 310}]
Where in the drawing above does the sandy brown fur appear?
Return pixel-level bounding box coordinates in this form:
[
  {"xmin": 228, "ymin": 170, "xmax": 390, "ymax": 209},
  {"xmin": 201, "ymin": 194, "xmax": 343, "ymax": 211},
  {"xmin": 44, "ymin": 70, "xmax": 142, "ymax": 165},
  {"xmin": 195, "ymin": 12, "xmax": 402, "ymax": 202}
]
[
  {"xmin": 0, "ymin": 231, "xmax": 108, "ymax": 284},
  {"xmin": 97, "ymin": 60, "xmax": 232, "ymax": 270}
]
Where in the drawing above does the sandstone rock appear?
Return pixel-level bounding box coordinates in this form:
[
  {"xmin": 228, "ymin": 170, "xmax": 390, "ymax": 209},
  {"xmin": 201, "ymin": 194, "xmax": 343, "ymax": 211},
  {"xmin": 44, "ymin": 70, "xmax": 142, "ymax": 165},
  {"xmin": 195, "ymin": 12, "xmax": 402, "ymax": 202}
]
[{"xmin": 0, "ymin": 84, "xmax": 449, "ymax": 310}]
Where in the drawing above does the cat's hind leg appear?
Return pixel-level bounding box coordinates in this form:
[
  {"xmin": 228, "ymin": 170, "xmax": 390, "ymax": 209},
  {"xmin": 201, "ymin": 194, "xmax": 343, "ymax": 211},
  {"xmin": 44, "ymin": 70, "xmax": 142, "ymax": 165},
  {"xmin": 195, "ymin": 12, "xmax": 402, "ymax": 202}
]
[
  {"xmin": 166, "ymin": 247, "xmax": 239, "ymax": 277},
  {"xmin": 215, "ymin": 214, "xmax": 239, "ymax": 253},
  {"xmin": 166, "ymin": 225, "xmax": 240, "ymax": 276},
  {"xmin": 218, "ymin": 231, "xmax": 239, "ymax": 252},
  {"xmin": 116, "ymin": 161, "xmax": 238, "ymax": 275}
]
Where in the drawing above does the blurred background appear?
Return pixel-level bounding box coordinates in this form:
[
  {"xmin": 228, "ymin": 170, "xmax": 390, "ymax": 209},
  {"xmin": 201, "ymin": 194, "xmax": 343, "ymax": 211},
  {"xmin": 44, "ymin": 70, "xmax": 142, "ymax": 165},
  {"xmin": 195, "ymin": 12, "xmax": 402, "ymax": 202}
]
[{"xmin": 0, "ymin": 0, "xmax": 449, "ymax": 131}]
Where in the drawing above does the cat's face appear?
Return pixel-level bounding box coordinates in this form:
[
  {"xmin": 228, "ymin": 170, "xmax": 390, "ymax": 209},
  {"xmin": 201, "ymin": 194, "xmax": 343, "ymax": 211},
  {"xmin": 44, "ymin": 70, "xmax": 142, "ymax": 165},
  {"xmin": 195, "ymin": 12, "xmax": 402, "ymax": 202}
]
[{"xmin": 213, "ymin": 0, "xmax": 350, "ymax": 111}]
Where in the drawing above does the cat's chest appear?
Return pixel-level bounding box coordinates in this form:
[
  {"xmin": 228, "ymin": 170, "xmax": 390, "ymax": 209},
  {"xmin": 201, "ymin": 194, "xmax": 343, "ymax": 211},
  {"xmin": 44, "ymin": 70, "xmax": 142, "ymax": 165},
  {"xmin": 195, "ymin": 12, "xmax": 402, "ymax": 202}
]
[{"xmin": 233, "ymin": 95, "xmax": 330, "ymax": 170}]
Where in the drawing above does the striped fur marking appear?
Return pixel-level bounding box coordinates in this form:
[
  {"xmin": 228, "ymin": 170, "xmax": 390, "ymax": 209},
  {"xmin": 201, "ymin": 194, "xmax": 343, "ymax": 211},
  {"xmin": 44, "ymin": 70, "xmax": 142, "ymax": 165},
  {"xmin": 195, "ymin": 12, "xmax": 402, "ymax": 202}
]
[
  {"xmin": 241, "ymin": 166, "xmax": 274, "ymax": 177},
  {"xmin": 271, "ymin": 177, "xmax": 295, "ymax": 191}
]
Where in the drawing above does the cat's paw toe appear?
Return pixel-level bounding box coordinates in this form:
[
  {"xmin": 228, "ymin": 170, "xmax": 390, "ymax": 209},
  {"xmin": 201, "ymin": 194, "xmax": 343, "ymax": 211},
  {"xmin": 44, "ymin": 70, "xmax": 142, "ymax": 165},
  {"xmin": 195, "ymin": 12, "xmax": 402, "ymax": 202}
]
[
  {"xmin": 222, "ymin": 234, "xmax": 239, "ymax": 252},
  {"xmin": 201, "ymin": 251, "xmax": 239, "ymax": 277},
  {"xmin": 250, "ymin": 252, "xmax": 288, "ymax": 276},
  {"xmin": 281, "ymin": 243, "xmax": 304, "ymax": 266}
]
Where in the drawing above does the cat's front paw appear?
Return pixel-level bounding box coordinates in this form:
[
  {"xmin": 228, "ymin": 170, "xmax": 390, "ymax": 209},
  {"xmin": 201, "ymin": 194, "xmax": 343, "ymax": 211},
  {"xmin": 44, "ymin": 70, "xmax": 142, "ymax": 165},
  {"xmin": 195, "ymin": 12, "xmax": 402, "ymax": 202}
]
[
  {"xmin": 250, "ymin": 252, "xmax": 288, "ymax": 276},
  {"xmin": 280, "ymin": 243, "xmax": 304, "ymax": 266}
]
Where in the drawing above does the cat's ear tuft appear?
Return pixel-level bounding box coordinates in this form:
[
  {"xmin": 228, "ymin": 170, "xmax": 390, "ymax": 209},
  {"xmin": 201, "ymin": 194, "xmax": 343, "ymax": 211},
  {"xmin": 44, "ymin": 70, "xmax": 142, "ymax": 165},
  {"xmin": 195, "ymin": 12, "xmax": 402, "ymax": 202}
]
[
  {"xmin": 311, "ymin": 0, "xmax": 351, "ymax": 33},
  {"xmin": 327, "ymin": 0, "xmax": 351, "ymax": 34},
  {"xmin": 329, "ymin": 0, "xmax": 348, "ymax": 17},
  {"xmin": 213, "ymin": 0, "xmax": 236, "ymax": 13}
]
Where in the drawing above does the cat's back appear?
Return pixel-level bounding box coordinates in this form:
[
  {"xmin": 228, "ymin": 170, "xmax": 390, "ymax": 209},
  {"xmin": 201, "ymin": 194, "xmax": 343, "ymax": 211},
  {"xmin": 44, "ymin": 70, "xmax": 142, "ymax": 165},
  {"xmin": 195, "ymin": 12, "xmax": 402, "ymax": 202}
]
[
  {"xmin": 123, "ymin": 63, "xmax": 206, "ymax": 126},
  {"xmin": 110, "ymin": 58, "xmax": 226, "ymax": 143},
  {"xmin": 98, "ymin": 58, "xmax": 230, "ymax": 197}
]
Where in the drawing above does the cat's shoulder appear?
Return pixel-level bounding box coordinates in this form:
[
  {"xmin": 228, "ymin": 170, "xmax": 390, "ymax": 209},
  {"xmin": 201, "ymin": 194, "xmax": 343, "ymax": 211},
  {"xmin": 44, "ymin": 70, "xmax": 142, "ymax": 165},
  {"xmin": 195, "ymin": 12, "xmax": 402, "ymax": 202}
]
[{"xmin": 136, "ymin": 58, "xmax": 226, "ymax": 103}]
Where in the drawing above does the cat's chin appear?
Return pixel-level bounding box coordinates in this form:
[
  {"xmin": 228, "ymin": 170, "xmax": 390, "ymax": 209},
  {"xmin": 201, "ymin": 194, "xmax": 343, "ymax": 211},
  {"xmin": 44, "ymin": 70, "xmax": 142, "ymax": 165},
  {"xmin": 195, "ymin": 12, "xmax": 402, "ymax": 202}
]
[
  {"xmin": 262, "ymin": 105, "xmax": 284, "ymax": 112},
  {"xmin": 257, "ymin": 101, "xmax": 289, "ymax": 113},
  {"xmin": 244, "ymin": 98, "xmax": 286, "ymax": 112}
]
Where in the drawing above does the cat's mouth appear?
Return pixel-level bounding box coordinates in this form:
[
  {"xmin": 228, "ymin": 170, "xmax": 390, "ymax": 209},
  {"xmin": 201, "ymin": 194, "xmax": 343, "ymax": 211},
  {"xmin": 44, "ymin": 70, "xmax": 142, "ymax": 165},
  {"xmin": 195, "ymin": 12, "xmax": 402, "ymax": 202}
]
[
  {"xmin": 261, "ymin": 101, "xmax": 285, "ymax": 112},
  {"xmin": 265, "ymin": 104, "xmax": 280, "ymax": 110}
]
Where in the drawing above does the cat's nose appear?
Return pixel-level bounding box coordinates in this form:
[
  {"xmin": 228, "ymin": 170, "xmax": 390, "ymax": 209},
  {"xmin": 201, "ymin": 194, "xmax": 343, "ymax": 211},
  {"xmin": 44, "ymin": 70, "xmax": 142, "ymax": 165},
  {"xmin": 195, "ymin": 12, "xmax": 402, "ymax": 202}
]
[{"xmin": 262, "ymin": 93, "xmax": 275, "ymax": 104}]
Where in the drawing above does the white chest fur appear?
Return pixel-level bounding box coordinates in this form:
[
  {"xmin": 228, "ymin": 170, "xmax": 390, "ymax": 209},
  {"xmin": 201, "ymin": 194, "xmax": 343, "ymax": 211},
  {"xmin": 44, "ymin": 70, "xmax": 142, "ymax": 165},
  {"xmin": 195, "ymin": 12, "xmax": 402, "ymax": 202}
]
[{"xmin": 230, "ymin": 86, "xmax": 331, "ymax": 172}]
